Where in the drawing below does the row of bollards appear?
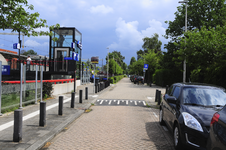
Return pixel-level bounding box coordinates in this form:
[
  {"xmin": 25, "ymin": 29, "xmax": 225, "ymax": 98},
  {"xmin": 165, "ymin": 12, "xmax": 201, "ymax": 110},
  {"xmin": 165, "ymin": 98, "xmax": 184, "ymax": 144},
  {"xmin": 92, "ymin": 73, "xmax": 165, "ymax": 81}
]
[
  {"xmin": 95, "ymin": 80, "xmax": 110, "ymax": 94},
  {"xmin": 13, "ymin": 86, "xmax": 90, "ymax": 142}
]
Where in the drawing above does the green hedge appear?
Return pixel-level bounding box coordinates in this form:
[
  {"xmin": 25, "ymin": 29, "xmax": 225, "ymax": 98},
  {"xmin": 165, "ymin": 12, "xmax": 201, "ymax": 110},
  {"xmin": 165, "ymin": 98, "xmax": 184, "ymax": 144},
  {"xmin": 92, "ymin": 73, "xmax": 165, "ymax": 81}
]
[
  {"xmin": 153, "ymin": 69, "xmax": 182, "ymax": 86},
  {"xmin": 109, "ymin": 75, "xmax": 125, "ymax": 84}
]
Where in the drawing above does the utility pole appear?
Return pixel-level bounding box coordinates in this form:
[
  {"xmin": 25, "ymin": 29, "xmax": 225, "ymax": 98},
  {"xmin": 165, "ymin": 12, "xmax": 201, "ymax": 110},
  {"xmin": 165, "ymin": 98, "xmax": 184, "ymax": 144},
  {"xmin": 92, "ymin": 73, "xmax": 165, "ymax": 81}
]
[
  {"xmin": 179, "ymin": 0, "xmax": 188, "ymax": 83},
  {"xmin": 107, "ymin": 47, "xmax": 109, "ymax": 80}
]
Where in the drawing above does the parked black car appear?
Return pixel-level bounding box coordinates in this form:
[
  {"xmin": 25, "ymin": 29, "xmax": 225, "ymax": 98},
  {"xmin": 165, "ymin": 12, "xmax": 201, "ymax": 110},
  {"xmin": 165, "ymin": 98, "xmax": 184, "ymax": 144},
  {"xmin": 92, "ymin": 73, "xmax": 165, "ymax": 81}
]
[
  {"xmin": 134, "ymin": 76, "xmax": 144, "ymax": 84},
  {"xmin": 207, "ymin": 105, "xmax": 226, "ymax": 150},
  {"xmin": 159, "ymin": 83, "xmax": 226, "ymax": 150}
]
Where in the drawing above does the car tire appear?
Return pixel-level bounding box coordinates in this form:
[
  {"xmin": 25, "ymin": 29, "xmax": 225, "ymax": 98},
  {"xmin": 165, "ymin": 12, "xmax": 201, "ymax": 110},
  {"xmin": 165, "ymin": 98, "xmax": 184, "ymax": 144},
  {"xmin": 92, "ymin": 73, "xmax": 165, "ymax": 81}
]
[
  {"xmin": 174, "ymin": 124, "xmax": 183, "ymax": 150},
  {"xmin": 159, "ymin": 109, "xmax": 165, "ymax": 125}
]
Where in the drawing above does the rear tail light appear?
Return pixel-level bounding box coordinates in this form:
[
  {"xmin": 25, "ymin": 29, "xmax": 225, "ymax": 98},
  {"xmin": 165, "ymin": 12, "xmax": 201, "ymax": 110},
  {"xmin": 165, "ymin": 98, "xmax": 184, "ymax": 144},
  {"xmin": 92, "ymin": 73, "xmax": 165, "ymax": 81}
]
[{"xmin": 210, "ymin": 113, "xmax": 220, "ymax": 127}]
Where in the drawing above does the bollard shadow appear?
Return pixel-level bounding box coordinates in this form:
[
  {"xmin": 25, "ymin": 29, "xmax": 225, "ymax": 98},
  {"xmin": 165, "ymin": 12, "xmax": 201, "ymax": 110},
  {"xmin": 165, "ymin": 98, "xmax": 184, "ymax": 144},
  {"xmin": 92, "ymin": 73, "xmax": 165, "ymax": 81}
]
[{"xmin": 145, "ymin": 121, "xmax": 175, "ymax": 150}]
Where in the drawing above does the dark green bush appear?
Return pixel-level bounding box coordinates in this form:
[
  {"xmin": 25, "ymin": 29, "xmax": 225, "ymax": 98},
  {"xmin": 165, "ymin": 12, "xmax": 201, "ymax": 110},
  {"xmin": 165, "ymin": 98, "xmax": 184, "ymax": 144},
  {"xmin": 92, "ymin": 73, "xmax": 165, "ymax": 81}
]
[
  {"xmin": 42, "ymin": 82, "xmax": 53, "ymax": 98},
  {"xmin": 153, "ymin": 69, "xmax": 182, "ymax": 86}
]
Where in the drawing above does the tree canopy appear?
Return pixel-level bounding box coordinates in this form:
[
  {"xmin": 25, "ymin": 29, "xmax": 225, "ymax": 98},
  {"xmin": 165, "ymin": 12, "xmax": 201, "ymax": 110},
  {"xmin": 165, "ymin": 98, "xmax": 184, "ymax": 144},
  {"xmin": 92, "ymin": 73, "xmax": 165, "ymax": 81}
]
[
  {"xmin": 142, "ymin": 33, "xmax": 162, "ymax": 53},
  {"xmin": 0, "ymin": 0, "xmax": 60, "ymax": 36},
  {"xmin": 21, "ymin": 49, "xmax": 37, "ymax": 56}
]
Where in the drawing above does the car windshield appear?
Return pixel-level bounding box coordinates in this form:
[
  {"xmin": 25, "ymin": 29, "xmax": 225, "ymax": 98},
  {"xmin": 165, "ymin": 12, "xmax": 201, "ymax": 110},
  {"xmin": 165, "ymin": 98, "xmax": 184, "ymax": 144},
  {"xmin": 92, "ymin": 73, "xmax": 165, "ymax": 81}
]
[{"xmin": 183, "ymin": 87, "xmax": 226, "ymax": 106}]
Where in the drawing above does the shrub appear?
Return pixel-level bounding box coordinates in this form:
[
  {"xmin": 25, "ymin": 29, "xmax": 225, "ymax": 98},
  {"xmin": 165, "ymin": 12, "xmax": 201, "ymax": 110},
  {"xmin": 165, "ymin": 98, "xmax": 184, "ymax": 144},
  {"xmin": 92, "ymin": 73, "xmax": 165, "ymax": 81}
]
[
  {"xmin": 42, "ymin": 82, "xmax": 53, "ymax": 98},
  {"xmin": 153, "ymin": 69, "xmax": 182, "ymax": 86}
]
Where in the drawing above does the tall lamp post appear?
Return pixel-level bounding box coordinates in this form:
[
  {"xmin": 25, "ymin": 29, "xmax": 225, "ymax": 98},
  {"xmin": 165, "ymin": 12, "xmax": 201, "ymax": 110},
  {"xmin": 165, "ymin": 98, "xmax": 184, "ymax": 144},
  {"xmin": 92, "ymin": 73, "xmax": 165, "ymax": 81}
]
[
  {"xmin": 107, "ymin": 47, "xmax": 109, "ymax": 80},
  {"xmin": 179, "ymin": 0, "xmax": 187, "ymax": 83}
]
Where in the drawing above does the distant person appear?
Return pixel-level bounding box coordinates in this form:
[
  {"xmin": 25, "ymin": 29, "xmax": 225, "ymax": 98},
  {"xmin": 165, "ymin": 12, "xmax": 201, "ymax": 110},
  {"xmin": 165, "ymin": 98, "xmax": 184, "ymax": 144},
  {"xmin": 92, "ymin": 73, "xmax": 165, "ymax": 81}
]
[
  {"xmin": 57, "ymin": 34, "xmax": 65, "ymax": 47},
  {"xmin": 27, "ymin": 56, "xmax": 31, "ymax": 71}
]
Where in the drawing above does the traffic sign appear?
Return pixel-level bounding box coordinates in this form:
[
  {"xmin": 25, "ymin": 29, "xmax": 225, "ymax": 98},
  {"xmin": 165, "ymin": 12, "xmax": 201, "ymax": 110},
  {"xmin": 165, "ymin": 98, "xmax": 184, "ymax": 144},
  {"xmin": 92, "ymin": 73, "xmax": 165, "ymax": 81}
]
[{"xmin": 144, "ymin": 64, "xmax": 148, "ymax": 70}]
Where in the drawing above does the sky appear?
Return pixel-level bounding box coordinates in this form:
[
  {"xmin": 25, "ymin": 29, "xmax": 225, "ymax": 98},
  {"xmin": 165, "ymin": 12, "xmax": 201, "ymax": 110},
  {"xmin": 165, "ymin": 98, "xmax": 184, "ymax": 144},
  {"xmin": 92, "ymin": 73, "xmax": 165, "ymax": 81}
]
[{"xmin": 0, "ymin": 0, "xmax": 182, "ymax": 65}]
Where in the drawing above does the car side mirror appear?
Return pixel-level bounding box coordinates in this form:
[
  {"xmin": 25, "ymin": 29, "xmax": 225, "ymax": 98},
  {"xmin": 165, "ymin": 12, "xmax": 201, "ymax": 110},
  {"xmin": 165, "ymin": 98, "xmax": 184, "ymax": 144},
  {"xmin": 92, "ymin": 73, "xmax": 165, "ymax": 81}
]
[{"xmin": 166, "ymin": 97, "xmax": 177, "ymax": 104}]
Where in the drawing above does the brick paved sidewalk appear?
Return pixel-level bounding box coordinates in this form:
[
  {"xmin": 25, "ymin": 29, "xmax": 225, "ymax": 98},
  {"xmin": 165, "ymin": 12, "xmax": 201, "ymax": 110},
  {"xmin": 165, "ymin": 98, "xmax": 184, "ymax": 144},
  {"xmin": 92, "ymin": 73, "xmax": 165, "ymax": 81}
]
[
  {"xmin": 0, "ymin": 83, "xmax": 105, "ymax": 150},
  {"xmin": 43, "ymin": 106, "xmax": 174, "ymax": 150},
  {"xmin": 40, "ymin": 78, "xmax": 174, "ymax": 150}
]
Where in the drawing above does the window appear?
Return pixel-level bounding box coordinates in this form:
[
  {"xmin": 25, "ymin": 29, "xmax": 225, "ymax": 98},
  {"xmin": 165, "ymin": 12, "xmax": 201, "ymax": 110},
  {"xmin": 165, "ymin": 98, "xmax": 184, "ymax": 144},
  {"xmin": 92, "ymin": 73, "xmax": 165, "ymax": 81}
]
[
  {"xmin": 168, "ymin": 85, "xmax": 174, "ymax": 95},
  {"xmin": 172, "ymin": 86, "xmax": 181, "ymax": 99}
]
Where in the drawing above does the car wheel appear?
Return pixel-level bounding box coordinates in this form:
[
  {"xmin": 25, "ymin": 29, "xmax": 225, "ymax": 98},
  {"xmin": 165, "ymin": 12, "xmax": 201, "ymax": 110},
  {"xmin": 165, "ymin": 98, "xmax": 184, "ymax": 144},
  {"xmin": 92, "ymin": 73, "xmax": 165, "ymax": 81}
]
[
  {"xmin": 174, "ymin": 124, "xmax": 183, "ymax": 150},
  {"xmin": 159, "ymin": 109, "xmax": 165, "ymax": 125}
]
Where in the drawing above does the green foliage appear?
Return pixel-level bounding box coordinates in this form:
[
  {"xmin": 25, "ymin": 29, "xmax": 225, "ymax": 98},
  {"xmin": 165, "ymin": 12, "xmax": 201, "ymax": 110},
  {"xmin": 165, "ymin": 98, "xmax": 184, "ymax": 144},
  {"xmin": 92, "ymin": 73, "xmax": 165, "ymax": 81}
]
[
  {"xmin": 109, "ymin": 75, "xmax": 125, "ymax": 84},
  {"xmin": 142, "ymin": 33, "xmax": 162, "ymax": 53},
  {"xmin": 153, "ymin": 69, "xmax": 182, "ymax": 87},
  {"xmin": 21, "ymin": 49, "xmax": 37, "ymax": 56},
  {"xmin": 130, "ymin": 57, "xmax": 136, "ymax": 65},
  {"xmin": 42, "ymin": 82, "xmax": 53, "ymax": 98},
  {"xmin": 0, "ymin": 0, "xmax": 60, "ymax": 37}
]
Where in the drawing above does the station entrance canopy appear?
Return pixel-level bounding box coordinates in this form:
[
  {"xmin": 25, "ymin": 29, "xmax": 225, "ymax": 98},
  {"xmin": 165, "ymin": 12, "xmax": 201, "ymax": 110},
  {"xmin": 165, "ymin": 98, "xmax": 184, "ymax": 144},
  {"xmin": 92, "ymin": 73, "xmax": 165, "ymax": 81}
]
[{"xmin": 49, "ymin": 27, "xmax": 82, "ymax": 77}]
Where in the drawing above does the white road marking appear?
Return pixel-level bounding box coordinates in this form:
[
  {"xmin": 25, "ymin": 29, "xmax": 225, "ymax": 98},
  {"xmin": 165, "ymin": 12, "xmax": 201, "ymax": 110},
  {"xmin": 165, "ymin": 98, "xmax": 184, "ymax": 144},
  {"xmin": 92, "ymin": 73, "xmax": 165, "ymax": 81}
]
[
  {"xmin": 130, "ymin": 101, "xmax": 133, "ymax": 103},
  {"xmin": 122, "ymin": 100, "xmax": 124, "ymax": 103},
  {"xmin": 114, "ymin": 100, "xmax": 116, "ymax": 102},
  {"xmin": 105, "ymin": 100, "xmax": 108, "ymax": 102},
  {"xmin": 138, "ymin": 101, "xmax": 141, "ymax": 103},
  {"xmin": 126, "ymin": 100, "xmax": 128, "ymax": 105},
  {"xmin": 162, "ymin": 126, "xmax": 168, "ymax": 131},
  {"xmin": 153, "ymin": 112, "xmax": 158, "ymax": 118},
  {"xmin": 100, "ymin": 100, "xmax": 104, "ymax": 104},
  {"xmin": 0, "ymin": 97, "xmax": 71, "ymax": 132},
  {"xmin": 109, "ymin": 100, "xmax": 112, "ymax": 105},
  {"xmin": 134, "ymin": 101, "xmax": 137, "ymax": 105},
  {"xmin": 117, "ymin": 100, "xmax": 120, "ymax": 105},
  {"xmin": 143, "ymin": 101, "xmax": 146, "ymax": 106},
  {"xmin": 147, "ymin": 97, "xmax": 152, "ymax": 99},
  {"xmin": 97, "ymin": 100, "xmax": 100, "ymax": 102}
]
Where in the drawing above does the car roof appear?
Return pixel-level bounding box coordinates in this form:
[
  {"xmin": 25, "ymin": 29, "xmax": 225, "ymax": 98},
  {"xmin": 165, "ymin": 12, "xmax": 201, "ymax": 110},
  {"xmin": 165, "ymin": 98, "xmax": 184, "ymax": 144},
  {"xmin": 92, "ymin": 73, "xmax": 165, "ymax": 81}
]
[{"xmin": 173, "ymin": 82, "xmax": 225, "ymax": 91}]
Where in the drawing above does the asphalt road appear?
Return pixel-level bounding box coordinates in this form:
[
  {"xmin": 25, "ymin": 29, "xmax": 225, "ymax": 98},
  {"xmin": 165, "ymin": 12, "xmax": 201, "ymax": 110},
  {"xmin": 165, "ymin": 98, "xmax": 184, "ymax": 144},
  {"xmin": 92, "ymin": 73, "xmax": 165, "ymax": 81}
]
[{"xmin": 41, "ymin": 78, "xmax": 174, "ymax": 150}]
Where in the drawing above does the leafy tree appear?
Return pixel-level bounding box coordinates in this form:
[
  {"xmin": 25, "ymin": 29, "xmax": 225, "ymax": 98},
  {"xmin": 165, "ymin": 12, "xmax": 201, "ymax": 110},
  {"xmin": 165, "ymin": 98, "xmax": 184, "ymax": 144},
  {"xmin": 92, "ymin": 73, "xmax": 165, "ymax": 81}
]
[
  {"xmin": 142, "ymin": 33, "xmax": 162, "ymax": 53},
  {"xmin": 136, "ymin": 49, "xmax": 144, "ymax": 60},
  {"xmin": 21, "ymin": 49, "xmax": 37, "ymax": 56},
  {"xmin": 175, "ymin": 25, "xmax": 226, "ymax": 86},
  {"xmin": 165, "ymin": 0, "xmax": 226, "ymax": 40},
  {"xmin": 129, "ymin": 57, "xmax": 136, "ymax": 65},
  {"xmin": 0, "ymin": 0, "xmax": 60, "ymax": 37},
  {"xmin": 163, "ymin": 0, "xmax": 226, "ymax": 83}
]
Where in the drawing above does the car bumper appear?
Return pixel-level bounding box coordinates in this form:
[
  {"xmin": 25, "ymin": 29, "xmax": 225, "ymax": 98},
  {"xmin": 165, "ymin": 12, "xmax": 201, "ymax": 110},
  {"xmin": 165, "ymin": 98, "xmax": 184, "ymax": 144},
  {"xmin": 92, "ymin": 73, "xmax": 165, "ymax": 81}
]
[{"xmin": 180, "ymin": 125, "xmax": 208, "ymax": 150}]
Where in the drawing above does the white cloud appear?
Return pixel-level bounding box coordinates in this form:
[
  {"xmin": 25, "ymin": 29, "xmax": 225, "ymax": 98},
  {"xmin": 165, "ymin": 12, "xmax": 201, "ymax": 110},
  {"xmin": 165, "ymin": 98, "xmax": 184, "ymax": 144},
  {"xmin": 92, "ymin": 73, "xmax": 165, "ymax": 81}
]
[
  {"xmin": 108, "ymin": 18, "xmax": 167, "ymax": 51},
  {"xmin": 25, "ymin": 40, "xmax": 41, "ymax": 47},
  {"xmin": 90, "ymin": 5, "xmax": 114, "ymax": 14}
]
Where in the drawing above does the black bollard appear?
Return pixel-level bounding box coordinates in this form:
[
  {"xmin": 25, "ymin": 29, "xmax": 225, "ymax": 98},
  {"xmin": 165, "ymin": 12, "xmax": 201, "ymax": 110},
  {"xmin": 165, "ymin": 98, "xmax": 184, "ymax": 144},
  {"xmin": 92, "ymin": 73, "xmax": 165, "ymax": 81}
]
[
  {"xmin": 13, "ymin": 109, "xmax": 23, "ymax": 142},
  {"xmin": 39, "ymin": 101, "xmax": 46, "ymax": 127},
  {"xmin": 158, "ymin": 90, "xmax": 161, "ymax": 105},
  {"xmin": 79, "ymin": 90, "xmax": 83, "ymax": 103},
  {"xmin": 58, "ymin": 96, "xmax": 63, "ymax": 115},
  {"xmin": 155, "ymin": 89, "xmax": 159, "ymax": 102},
  {"xmin": 166, "ymin": 85, "xmax": 169, "ymax": 94},
  {"xmin": 85, "ymin": 87, "xmax": 88, "ymax": 100},
  {"xmin": 71, "ymin": 92, "xmax": 75, "ymax": 108},
  {"xmin": 95, "ymin": 84, "xmax": 97, "ymax": 93},
  {"xmin": 97, "ymin": 83, "xmax": 99, "ymax": 91}
]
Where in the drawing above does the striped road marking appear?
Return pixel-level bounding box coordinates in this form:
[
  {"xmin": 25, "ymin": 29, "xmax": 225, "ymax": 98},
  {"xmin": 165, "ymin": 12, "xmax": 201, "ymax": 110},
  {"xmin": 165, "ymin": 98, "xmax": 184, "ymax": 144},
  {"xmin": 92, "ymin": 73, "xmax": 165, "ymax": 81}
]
[{"xmin": 95, "ymin": 100, "xmax": 147, "ymax": 107}]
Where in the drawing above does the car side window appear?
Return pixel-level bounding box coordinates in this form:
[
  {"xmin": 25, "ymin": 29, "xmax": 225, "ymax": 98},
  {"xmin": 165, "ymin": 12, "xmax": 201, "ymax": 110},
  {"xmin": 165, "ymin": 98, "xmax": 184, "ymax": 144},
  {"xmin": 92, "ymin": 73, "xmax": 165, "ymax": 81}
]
[
  {"xmin": 172, "ymin": 86, "xmax": 181, "ymax": 99},
  {"xmin": 168, "ymin": 85, "xmax": 174, "ymax": 95}
]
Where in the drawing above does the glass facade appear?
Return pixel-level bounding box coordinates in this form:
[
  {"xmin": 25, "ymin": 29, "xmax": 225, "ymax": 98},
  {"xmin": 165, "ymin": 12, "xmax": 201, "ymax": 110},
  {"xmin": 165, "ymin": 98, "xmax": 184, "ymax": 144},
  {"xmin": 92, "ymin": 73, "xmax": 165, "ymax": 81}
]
[{"xmin": 49, "ymin": 27, "xmax": 82, "ymax": 79}]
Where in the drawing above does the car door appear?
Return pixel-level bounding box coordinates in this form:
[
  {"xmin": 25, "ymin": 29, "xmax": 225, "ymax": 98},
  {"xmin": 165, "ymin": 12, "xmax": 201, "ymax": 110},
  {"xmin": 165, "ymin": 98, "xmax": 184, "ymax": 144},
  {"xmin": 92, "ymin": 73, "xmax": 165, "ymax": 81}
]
[
  {"xmin": 163, "ymin": 85, "xmax": 175, "ymax": 128},
  {"xmin": 168, "ymin": 86, "xmax": 181, "ymax": 130}
]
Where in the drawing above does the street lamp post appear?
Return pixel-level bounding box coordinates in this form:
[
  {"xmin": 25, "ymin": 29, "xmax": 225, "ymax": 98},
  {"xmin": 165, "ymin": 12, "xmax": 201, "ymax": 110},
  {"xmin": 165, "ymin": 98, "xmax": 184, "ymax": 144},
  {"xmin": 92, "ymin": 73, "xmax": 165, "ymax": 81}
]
[
  {"xmin": 179, "ymin": 0, "xmax": 187, "ymax": 83},
  {"xmin": 107, "ymin": 47, "xmax": 109, "ymax": 80}
]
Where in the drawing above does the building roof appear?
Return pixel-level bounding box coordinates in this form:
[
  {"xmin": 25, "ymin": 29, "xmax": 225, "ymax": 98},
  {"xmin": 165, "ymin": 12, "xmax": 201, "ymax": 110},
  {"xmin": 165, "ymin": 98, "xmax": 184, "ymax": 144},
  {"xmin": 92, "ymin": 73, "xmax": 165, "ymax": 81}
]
[{"xmin": 0, "ymin": 48, "xmax": 27, "ymax": 60}]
